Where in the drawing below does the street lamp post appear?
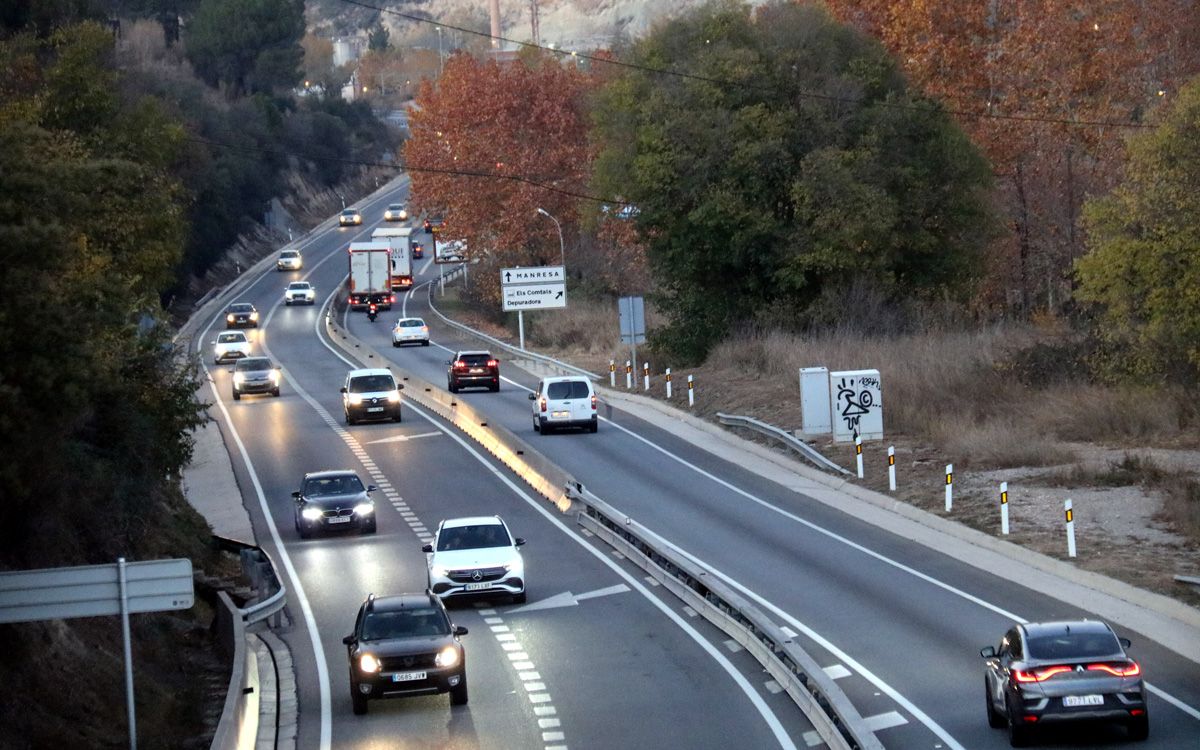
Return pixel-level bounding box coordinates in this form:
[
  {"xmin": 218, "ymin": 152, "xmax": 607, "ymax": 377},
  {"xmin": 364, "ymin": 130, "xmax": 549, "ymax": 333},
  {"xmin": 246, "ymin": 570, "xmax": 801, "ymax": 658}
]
[
  {"xmin": 436, "ymin": 27, "xmax": 444, "ymax": 75},
  {"xmin": 536, "ymin": 207, "xmax": 565, "ymax": 269}
]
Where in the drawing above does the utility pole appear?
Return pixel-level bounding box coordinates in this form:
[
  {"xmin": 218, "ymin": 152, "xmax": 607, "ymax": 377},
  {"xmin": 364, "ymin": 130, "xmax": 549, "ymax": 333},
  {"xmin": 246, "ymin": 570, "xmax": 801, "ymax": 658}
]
[{"xmin": 530, "ymin": 0, "xmax": 540, "ymax": 47}]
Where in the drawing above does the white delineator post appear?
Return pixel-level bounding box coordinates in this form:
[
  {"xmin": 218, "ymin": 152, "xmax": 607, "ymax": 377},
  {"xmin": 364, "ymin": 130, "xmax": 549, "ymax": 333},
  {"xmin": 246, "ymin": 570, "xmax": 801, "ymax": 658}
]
[
  {"xmin": 1000, "ymin": 482, "xmax": 1010, "ymax": 535},
  {"xmin": 887, "ymin": 445, "xmax": 896, "ymax": 491},
  {"xmin": 625, "ymin": 360, "xmax": 632, "ymax": 389},
  {"xmin": 643, "ymin": 362, "xmax": 650, "ymax": 391},
  {"xmin": 945, "ymin": 463, "xmax": 954, "ymax": 512},
  {"xmin": 855, "ymin": 435, "xmax": 864, "ymax": 479},
  {"xmin": 1065, "ymin": 499, "xmax": 1076, "ymax": 557},
  {"xmin": 687, "ymin": 375, "xmax": 695, "ymax": 407},
  {"xmin": 609, "ymin": 359, "xmax": 616, "ymax": 388},
  {"xmin": 665, "ymin": 368, "xmax": 673, "ymax": 398}
]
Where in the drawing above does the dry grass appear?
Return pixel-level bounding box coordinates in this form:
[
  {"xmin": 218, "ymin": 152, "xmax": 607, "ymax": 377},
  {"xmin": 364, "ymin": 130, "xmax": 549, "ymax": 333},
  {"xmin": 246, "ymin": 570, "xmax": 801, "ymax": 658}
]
[
  {"xmin": 1040, "ymin": 453, "xmax": 1169, "ymax": 488},
  {"xmin": 1162, "ymin": 478, "xmax": 1200, "ymax": 540}
]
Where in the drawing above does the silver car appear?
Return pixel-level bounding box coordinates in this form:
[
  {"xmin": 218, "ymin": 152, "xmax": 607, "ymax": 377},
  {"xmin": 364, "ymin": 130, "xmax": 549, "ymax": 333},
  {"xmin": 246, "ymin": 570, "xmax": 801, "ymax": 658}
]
[
  {"xmin": 981, "ymin": 620, "xmax": 1148, "ymax": 746},
  {"xmin": 284, "ymin": 281, "xmax": 316, "ymax": 306},
  {"xmin": 276, "ymin": 249, "xmax": 302, "ymax": 271},
  {"xmin": 231, "ymin": 356, "xmax": 281, "ymax": 400},
  {"xmin": 391, "ymin": 317, "xmax": 430, "ymax": 347}
]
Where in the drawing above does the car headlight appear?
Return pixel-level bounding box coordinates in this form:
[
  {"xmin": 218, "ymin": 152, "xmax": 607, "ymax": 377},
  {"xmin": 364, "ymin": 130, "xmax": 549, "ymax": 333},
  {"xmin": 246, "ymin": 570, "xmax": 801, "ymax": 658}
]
[
  {"xmin": 387, "ymin": 392, "xmax": 401, "ymax": 403},
  {"xmin": 226, "ymin": 314, "xmax": 235, "ymax": 323},
  {"xmin": 233, "ymin": 373, "xmax": 245, "ymax": 384},
  {"xmin": 301, "ymin": 507, "xmax": 323, "ymax": 520},
  {"xmin": 354, "ymin": 503, "xmax": 374, "ymax": 515},
  {"xmin": 269, "ymin": 370, "xmax": 280, "ymax": 383},
  {"xmin": 431, "ymin": 565, "xmax": 449, "ymax": 578},
  {"xmin": 359, "ymin": 653, "xmax": 381, "ymax": 673},
  {"xmin": 347, "ymin": 394, "xmax": 364, "ymax": 405},
  {"xmin": 435, "ymin": 646, "xmax": 460, "ymax": 668},
  {"xmin": 399, "ymin": 210, "xmax": 408, "ymax": 220},
  {"xmin": 250, "ymin": 311, "xmax": 259, "ymax": 321}
]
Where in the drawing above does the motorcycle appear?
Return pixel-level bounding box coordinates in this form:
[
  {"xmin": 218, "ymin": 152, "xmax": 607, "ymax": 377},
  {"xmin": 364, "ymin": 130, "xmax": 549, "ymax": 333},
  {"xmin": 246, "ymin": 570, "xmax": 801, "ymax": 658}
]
[{"xmin": 367, "ymin": 303, "xmax": 378, "ymax": 322}]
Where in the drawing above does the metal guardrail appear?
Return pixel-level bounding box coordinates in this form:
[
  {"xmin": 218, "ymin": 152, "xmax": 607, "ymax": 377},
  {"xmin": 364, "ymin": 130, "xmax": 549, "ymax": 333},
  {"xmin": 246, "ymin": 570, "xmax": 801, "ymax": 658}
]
[
  {"xmin": 210, "ymin": 591, "xmax": 259, "ymax": 750},
  {"xmin": 1176, "ymin": 575, "xmax": 1200, "ymax": 588},
  {"xmin": 423, "ymin": 272, "xmax": 602, "ymax": 381},
  {"xmin": 324, "ymin": 312, "xmax": 881, "ymax": 750},
  {"xmin": 717, "ymin": 412, "xmax": 853, "ymax": 476}
]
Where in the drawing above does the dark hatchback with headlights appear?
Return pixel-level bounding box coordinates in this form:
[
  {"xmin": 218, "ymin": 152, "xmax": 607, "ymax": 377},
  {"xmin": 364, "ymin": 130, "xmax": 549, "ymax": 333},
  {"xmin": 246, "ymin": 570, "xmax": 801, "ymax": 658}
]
[
  {"xmin": 292, "ymin": 470, "xmax": 377, "ymax": 538},
  {"xmin": 982, "ymin": 619, "xmax": 1148, "ymax": 746},
  {"xmin": 343, "ymin": 592, "xmax": 468, "ymax": 714}
]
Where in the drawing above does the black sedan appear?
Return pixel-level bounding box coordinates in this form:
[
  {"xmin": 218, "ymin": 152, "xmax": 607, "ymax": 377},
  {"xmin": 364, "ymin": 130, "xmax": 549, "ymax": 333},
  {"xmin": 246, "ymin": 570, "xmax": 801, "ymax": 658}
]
[
  {"xmin": 292, "ymin": 470, "xmax": 377, "ymax": 538},
  {"xmin": 342, "ymin": 592, "xmax": 468, "ymax": 714},
  {"xmin": 982, "ymin": 620, "xmax": 1148, "ymax": 746},
  {"xmin": 225, "ymin": 302, "xmax": 259, "ymax": 328}
]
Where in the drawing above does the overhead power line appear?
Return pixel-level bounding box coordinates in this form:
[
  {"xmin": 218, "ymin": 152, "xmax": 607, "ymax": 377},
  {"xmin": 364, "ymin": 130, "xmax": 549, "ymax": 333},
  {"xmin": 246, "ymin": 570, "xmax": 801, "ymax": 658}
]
[{"xmin": 340, "ymin": 0, "xmax": 1152, "ymax": 130}]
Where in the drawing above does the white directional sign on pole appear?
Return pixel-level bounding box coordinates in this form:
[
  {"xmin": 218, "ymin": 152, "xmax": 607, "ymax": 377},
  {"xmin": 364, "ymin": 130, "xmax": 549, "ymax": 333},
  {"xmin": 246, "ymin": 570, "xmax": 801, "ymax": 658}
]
[
  {"xmin": 0, "ymin": 558, "xmax": 194, "ymax": 623},
  {"xmin": 501, "ymin": 266, "xmax": 567, "ymax": 311}
]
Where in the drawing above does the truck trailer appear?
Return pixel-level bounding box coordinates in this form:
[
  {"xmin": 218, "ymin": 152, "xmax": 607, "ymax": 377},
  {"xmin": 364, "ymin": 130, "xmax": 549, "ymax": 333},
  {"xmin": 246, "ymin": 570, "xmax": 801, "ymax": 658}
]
[
  {"xmin": 370, "ymin": 227, "xmax": 415, "ymax": 291},
  {"xmin": 347, "ymin": 242, "xmax": 395, "ymax": 310}
]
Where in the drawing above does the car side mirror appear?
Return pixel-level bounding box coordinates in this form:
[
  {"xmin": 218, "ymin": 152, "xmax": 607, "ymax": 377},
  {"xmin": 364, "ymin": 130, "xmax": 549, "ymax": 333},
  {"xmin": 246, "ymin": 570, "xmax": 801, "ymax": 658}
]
[
  {"xmin": 291, "ymin": 491, "xmax": 301, "ymax": 498},
  {"xmin": 514, "ymin": 538, "xmax": 526, "ymax": 547},
  {"xmin": 228, "ymin": 369, "xmax": 235, "ymax": 374},
  {"xmin": 453, "ymin": 625, "xmax": 468, "ymax": 637},
  {"xmin": 1119, "ymin": 637, "xmax": 1132, "ymax": 649},
  {"xmin": 367, "ymin": 485, "xmax": 377, "ymax": 492},
  {"xmin": 209, "ymin": 341, "xmax": 216, "ymax": 345},
  {"xmin": 445, "ymin": 360, "xmax": 452, "ymax": 366},
  {"xmin": 527, "ymin": 394, "xmax": 536, "ymax": 401},
  {"xmin": 422, "ymin": 543, "xmax": 433, "ymax": 553},
  {"xmin": 340, "ymin": 386, "xmax": 347, "ymax": 393},
  {"xmin": 980, "ymin": 646, "xmax": 996, "ymax": 658},
  {"xmin": 342, "ymin": 635, "xmax": 356, "ymax": 645},
  {"xmin": 397, "ymin": 384, "xmax": 404, "ymax": 390}
]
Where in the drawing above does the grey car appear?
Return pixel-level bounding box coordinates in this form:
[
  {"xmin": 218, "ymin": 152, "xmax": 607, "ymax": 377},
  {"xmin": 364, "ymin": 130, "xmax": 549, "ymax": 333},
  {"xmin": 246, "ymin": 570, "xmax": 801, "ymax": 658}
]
[
  {"xmin": 293, "ymin": 470, "xmax": 377, "ymax": 538},
  {"xmin": 230, "ymin": 356, "xmax": 281, "ymax": 400},
  {"xmin": 981, "ymin": 620, "xmax": 1148, "ymax": 746}
]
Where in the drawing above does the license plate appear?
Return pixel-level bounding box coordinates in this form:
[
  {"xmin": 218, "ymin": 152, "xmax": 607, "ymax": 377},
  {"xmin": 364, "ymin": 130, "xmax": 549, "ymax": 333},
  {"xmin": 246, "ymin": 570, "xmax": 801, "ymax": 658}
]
[
  {"xmin": 552, "ymin": 411, "xmax": 570, "ymax": 418},
  {"xmin": 470, "ymin": 368, "xmax": 484, "ymax": 373},
  {"xmin": 392, "ymin": 671, "xmax": 426, "ymax": 682},
  {"xmin": 1063, "ymin": 694, "xmax": 1104, "ymax": 707},
  {"xmin": 327, "ymin": 516, "xmax": 351, "ymax": 524},
  {"xmin": 367, "ymin": 407, "xmax": 384, "ymax": 412},
  {"xmin": 464, "ymin": 582, "xmax": 491, "ymax": 591}
]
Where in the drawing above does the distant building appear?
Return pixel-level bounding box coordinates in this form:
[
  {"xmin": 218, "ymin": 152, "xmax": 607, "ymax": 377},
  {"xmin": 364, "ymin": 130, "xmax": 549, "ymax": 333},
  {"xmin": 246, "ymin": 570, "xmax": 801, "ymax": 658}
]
[{"xmin": 333, "ymin": 37, "xmax": 365, "ymax": 68}]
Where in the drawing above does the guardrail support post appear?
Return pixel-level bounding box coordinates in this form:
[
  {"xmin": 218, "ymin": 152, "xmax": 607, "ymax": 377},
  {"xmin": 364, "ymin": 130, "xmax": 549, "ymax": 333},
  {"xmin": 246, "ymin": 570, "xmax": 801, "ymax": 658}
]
[
  {"xmin": 854, "ymin": 435, "xmax": 863, "ymax": 479},
  {"xmin": 945, "ymin": 463, "xmax": 953, "ymax": 512},
  {"xmin": 1000, "ymin": 481, "xmax": 1009, "ymax": 535},
  {"xmin": 643, "ymin": 362, "xmax": 650, "ymax": 391},
  {"xmin": 665, "ymin": 368, "xmax": 672, "ymax": 399},
  {"xmin": 687, "ymin": 375, "xmax": 694, "ymax": 407},
  {"xmin": 887, "ymin": 445, "xmax": 896, "ymax": 491},
  {"xmin": 625, "ymin": 360, "xmax": 632, "ymax": 389},
  {"xmin": 1065, "ymin": 498, "xmax": 1076, "ymax": 557},
  {"xmin": 609, "ymin": 359, "xmax": 616, "ymax": 387}
]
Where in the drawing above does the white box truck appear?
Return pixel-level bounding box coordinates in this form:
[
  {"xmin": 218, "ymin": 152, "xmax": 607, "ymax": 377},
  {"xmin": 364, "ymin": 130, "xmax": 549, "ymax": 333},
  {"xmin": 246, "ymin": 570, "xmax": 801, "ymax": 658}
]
[
  {"xmin": 347, "ymin": 242, "xmax": 394, "ymax": 310},
  {"xmin": 371, "ymin": 227, "xmax": 414, "ymax": 291}
]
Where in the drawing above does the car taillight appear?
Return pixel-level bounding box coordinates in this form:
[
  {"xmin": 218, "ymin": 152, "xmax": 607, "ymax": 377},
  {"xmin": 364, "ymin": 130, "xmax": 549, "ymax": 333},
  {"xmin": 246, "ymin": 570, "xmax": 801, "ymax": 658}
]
[
  {"xmin": 591, "ymin": 395, "xmax": 597, "ymax": 410},
  {"xmin": 487, "ymin": 359, "xmax": 498, "ymax": 368},
  {"xmin": 389, "ymin": 295, "xmax": 396, "ymax": 303},
  {"xmin": 539, "ymin": 397, "xmax": 547, "ymax": 413},
  {"xmin": 1088, "ymin": 662, "xmax": 1141, "ymax": 677},
  {"xmin": 1013, "ymin": 665, "xmax": 1072, "ymax": 683},
  {"xmin": 454, "ymin": 361, "xmax": 466, "ymax": 370}
]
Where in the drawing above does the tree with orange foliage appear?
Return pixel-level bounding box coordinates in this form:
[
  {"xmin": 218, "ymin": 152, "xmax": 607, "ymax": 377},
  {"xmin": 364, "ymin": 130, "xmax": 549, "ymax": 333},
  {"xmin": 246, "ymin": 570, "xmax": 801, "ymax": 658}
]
[{"xmin": 403, "ymin": 51, "xmax": 603, "ymax": 308}]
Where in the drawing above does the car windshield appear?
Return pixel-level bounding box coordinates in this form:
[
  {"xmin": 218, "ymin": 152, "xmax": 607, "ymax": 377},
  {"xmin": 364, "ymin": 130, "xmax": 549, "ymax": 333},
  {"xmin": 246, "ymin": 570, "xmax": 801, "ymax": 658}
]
[
  {"xmin": 288, "ymin": 282, "xmax": 310, "ymax": 290},
  {"xmin": 397, "ymin": 319, "xmax": 424, "ymax": 328},
  {"xmin": 217, "ymin": 333, "xmax": 245, "ymax": 344},
  {"xmin": 1027, "ymin": 630, "xmax": 1121, "ymax": 660},
  {"xmin": 280, "ymin": 251, "xmax": 299, "ymax": 258},
  {"xmin": 547, "ymin": 381, "xmax": 590, "ymax": 399},
  {"xmin": 458, "ymin": 353, "xmax": 492, "ymax": 366},
  {"xmin": 348, "ymin": 375, "xmax": 395, "ymax": 393},
  {"xmin": 437, "ymin": 524, "xmax": 510, "ymax": 551},
  {"xmin": 304, "ymin": 475, "xmax": 364, "ymax": 496},
  {"xmin": 388, "ymin": 204, "xmax": 403, "ymax": 210},
  {"xmin": 235, "ymin": 358, "xmax": 272, "ymax": 371},
  {"xmin": 361, "ymin": 608, "xmax": 446, "ymax": 640},
  {"xmin": 230, "ymin": 304, "xmax": 254, "ymax": 313},
  {"xmin": 342, "ymin": 209, "xmax": 357, "ymax": 216}
]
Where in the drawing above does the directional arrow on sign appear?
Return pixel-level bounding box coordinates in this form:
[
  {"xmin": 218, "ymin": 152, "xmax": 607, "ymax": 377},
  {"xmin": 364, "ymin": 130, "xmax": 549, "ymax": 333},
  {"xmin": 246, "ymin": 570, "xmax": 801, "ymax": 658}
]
[
  {"xmin": 364, "ymin": 432, "xmax": 442, "ymax": 445},
  {"xmin": 555, "ymin": 291, "xmax": 563, "ymax": 300},
  {"xmin": 508, "ymin": 583, "xmax": 630, "ymax": 613},
  {"xmin": 505, "ymin": 271, "xmax": 512, "ymax": 282}
]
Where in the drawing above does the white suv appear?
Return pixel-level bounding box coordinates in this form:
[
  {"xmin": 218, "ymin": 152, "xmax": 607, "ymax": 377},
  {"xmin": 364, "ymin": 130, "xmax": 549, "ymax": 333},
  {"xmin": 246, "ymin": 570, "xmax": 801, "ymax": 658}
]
[
  {"xmin": 283, "ymin": 281, "xmax": 316, "ymax": 305},
  {"xmin": 423, "ymin": 516, "xmax": 526, "ymax": 604},
  {"xmin": 341, "ymin": 368, "xmax": 403, "ymax": 424},
  {"xmin": 530, "ymin": 376, "xmax": 598, "ymax": 434}
]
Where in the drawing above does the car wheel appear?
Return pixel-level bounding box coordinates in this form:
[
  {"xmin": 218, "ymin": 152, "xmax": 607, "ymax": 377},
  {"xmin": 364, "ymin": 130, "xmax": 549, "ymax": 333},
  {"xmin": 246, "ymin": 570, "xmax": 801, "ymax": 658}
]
[
  {"xmin": 298, "ymin": 521, "xmax": 311, "ymax": 540},
  {"xmin": 532, "ymin": 419, "xmax": 540, "ymax": 433},
  {"xmin": 1128, "ymin": 715, "xmax": 1149, "ymax": 741},
  {"xmin": 450, "ymin": 679, "xmax": 468, "ymax": 706},
  {"xmin": 362, "ymin": 520, "xmax": 377, "ymax": 535},
  {"xmin": 490, "ymin": 382, "xmax": 499, "ymax": 392},
  {"xmin": 512, "ymin": 591, "xmax": 527, "ymax": 605},
  {"xmin": 285, "ymin": 300, "xmax": 291, "ymax": 306},
  {"xmin": 345, "ymin": 412, "xmax": 355, "ymax": 426},
  {"xmin": 393, "ymin": 410, "xmax": 402, "ymax": 423},
  {"xmin": 1006, "ymin": 697, "xmax": 1030, "ymax": 748},
  {"xmin": 589, "ymin": 419, "xmax": 599, "ymax": 434},
  {"xmin": 985, "ymin": 681, "xmax": 1005, "ymax": 728},
  {"xmin": 232, "ymin": 390, "xmax": 241, "ymax": 401},
  {"xmin": 351, "ymin": 689, "xmax": 368, "ymax": 715},
  {"xmin": 448, "ymin": 382, "xmax": 458, "ymax": 393},
  {"xmin": 539, "ymin": 421, "xmax": 551, "ymax": 435},
  {"xmin": 422, "ymin": 340, "xmax": 429, "ymax": 346},
  {"xmin": 272, "ymin": 388, "xmax": 280, "ymax": 397},
  {"xmin": 392, "ymin": 341, "xmax": 400, "ymax": 348}
]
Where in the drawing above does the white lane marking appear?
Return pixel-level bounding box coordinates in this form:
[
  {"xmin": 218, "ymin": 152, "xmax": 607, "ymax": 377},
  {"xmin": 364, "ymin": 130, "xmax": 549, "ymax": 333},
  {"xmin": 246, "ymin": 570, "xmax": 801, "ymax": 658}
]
[
  {"xmin": 823, "ymin": 665, "xmax": 852, "ymax": 680},
  {"xmin": 542, "ymin": 732, "xmax": 565, "ymax": 741},
  {"xmin": 525, "ymin": 682, "xmax": 547, "ymax": 692},
  {"xmin": 520, "ymin": 671, "xmax": 542, "ymax": 680},
  {"xmin": 1148, "ymin": 684, "xmax": 1200, "ymax": 721},
  {"xmin": 539, "ymin": 718, "xmax": 561, "ymax": 729},
  {"xmin": 529, "ymin": 693, "xmax": 552, "ymax": 704},
  {"xmin": 314, "ymin": 323, "xmax": 798, "ymax": 750},
  {"xmin": 863, "ymin": 711, "xmax": 908, "ymax": 732},
  {"xmin": 362, "ymin": 431, "xmax": 442, "ymax": 444},
  {"xmin": 575, "ymin": 583, "xmax": 631, "ymax": 601},
  {"xmin": 534, "ymin": 706, "xmax": 556, "ymax": 716}
]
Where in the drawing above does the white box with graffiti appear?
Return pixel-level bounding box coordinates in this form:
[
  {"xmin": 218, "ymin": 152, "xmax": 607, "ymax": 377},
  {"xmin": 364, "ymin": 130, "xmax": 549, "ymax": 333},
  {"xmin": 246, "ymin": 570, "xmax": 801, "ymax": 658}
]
[{"xmin": 830, "ymin": 369, "xmax": 883, "ymax": 443}]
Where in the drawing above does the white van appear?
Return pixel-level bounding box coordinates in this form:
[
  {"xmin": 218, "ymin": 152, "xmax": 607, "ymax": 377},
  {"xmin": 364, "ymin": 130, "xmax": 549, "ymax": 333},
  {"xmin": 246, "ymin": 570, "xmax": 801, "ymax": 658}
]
[{"xmin": 529, "ymin": 376, "xmax": 598, "ymax": 434}]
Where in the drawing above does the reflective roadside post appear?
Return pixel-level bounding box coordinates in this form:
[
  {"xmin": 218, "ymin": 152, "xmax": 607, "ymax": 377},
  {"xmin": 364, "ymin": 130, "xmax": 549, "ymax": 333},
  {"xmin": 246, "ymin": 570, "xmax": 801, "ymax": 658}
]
[
  {"xmin": 687, "ymin": 375, "xmax": 695, "ymax": 407},
  {"xmin": 945, "ymin": 464, "xmax": 954, "ymax": 512},
  {"xmin": 625, "ymin": 360, "xmax": 632, "ymax": 389},
  {"xmin": 643, "ymin": 362, "xmax": 650, "ymax": 391},
  {"xmin": 1065, "ymin": 499, "xmax": 1076, "ymax": 557},
  {"xmin": 855, "ymin": 435, "xmax": 863, "ymax": 479},
  {"xmin": 609, "ymin": 359, "xmax": 616, "ymax": 387},
  {"xmin": 887, "ymin": 445, "xmax": 896, "ymax": 491},
  {"xmin": 665, "ymin": 368, "xmax": 672, "ymax": 398},
  {"xmin": 1000, "ymin": 482, "xmax": 1010, "ymax": 535}
]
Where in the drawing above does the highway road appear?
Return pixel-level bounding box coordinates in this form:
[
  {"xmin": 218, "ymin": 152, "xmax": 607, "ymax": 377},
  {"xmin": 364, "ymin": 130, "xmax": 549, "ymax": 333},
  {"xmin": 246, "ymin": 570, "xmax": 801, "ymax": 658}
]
[{"xmin": 197, "ymin": 178, "xmax": 1200, "ymax": 748}]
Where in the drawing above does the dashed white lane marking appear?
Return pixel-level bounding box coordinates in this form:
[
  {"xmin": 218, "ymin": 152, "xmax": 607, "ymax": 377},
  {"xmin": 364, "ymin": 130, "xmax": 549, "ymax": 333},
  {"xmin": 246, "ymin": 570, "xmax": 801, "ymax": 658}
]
[
  {"xmin": 496, "ymin": 633, "xmax": 517, "ymax": 642},
  {"xmin": 529, "ymin": 693, "xmax": 552, "ymax": 704},
  {"xmin": 525, "ymin": 682, "xmax": 547, "ymax": 692},
  {"xmin": 542, "ymin": 732, "xmax": 565, "ymax": 742},
  {"xmin": 534, "ymin": 706, "xmax": 556, "ymax": 716},
  {"xmin": 723, "ymin": 639, "xmax": 744, "ymax": 653},
  {"xmin": 764, "ymin": 680, "xmax": 784, "ymax": 694},
  {"xmin": 823, "ymin": 665, "xmax": 852, "ymax": 680},
  {"xmin": 490, "ymin": 624, "xmax": 511, "ymax": 633},
  {"xmin": 539, "ymin": 718, "xmax": 561, "ymax": 729},
  {"xmin": 519, "ymin": 671, "xmax": 541, "ymax": 680}
]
